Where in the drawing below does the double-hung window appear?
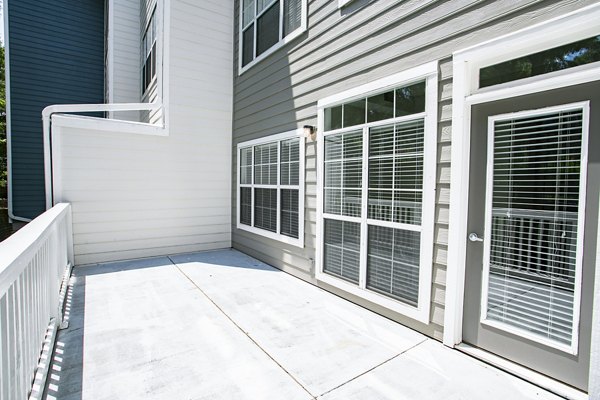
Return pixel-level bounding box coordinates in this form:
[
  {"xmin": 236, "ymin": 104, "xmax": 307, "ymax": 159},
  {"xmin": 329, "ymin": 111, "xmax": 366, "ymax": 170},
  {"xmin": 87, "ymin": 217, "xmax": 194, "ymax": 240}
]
[
  {"xmin": 142, "ymin": 8, "xmax": 157, "ymax": 95},
  {"xmin": 239, "ymin": 0, "xmax": 307, "ymax": 72},
  {"xmin": 317, "ymin": 63, "xmax": 438, "ymax": 323},
  {"xmin": 237, "ymin": 131, "xmax": 305, "ymax": 247}
]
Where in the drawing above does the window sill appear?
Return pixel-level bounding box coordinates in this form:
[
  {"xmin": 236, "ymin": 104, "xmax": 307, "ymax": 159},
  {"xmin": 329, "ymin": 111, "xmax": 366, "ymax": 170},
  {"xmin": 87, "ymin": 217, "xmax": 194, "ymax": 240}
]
[
  {"xmin": 316, "ymin": 271, "xmax": 431, "ymax": 324},
  {"xmin": 237, "ymin": 223, "xmax": 304, "ymax": 248}
]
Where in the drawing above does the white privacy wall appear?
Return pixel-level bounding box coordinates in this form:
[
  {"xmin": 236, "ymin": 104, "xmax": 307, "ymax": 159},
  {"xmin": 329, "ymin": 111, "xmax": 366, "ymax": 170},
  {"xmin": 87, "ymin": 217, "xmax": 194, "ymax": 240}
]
[{"xmin": 52, "ymin": 0, "xmax": 234, "ymax": 265}]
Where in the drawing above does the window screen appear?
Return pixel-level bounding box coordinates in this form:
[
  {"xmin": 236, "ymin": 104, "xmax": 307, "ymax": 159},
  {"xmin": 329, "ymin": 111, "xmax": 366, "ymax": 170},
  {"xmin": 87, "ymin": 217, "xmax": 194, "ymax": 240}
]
[
  {"xmin": 142, "ymin": 9, "xmax": 157, "ymax": 95},
  {"xmin": 367, "ymin": 225, "xmax": 420, "ymax": 306},
  {"xmin": 238, "ymin": 136, "xmax": 302, "ymax": 243},
  {"xmin": 323, "ymin": 219, "xmax": 360, "ymax": 284},
  {"xmin": 368, "ymin": 120, "xmax": 424, "ymax": 225},
  {"xmin": 284, "ymin": 0, "xmax": 302, "ymax": 36},
  {"xmin": 257, "ymin": 1, "xmax": 280, "ymax": 56},
  {"xmin": 281, "ymin": 139, "xmax": 300, "ymax": 186},
  {"xmin": 254, "ymin": 188, "xmax": 278, "ymax": 232},
  {"xmin": 281, "ymin": 189, "xmax": 299, "ymax": 238},
  {"xmin": 324, "ymin": 131, "xmax": 363, "ymax": 217},
  {"xmin": 240, "ymin": 0, "xmax": 305, "ymax": 68},
  {"xmin": 485, "ymin": 108, "xmax": 584, "ymax": 346},
  {"xmin": 240, "ymin": 187, "xmax": 252, "ymax": 226},
  {"xmin": 254, "ymin": 142, "xmax": 278, "ymax": 185},
  {"xmin": 320, "ymin": 77, "xmax": 433, "ymax": 314}
]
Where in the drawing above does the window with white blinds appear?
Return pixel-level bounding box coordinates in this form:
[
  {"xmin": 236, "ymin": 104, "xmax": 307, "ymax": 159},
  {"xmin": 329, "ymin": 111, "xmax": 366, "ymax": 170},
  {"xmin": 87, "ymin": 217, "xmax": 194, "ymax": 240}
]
[
  {"xmin": 482, "ymin": 105, "xmax": 587, "ymax": 352},
  {"xmin": 237, "ymin": 133, "xmax": 304, "ymax": 246},
  {"xmin": 324, "ymin": 131, "xmax": 363, "ymax": 218},
  {"xmin": 318, "ymin": 70, "xmax": 436, "ymax": 321}
]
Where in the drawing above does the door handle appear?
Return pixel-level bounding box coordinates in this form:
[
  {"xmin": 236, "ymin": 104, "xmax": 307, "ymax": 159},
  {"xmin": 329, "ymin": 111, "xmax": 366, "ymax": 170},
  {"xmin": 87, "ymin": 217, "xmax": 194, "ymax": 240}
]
[{"xmin": 469, "ymin": 233, "xmax": 484, "ymax": 242}]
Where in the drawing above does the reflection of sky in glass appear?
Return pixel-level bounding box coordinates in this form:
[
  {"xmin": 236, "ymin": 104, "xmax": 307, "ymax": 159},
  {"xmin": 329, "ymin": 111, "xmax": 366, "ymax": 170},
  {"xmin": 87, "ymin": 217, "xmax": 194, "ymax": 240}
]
[{"xmin": 564, "ymin": 49, "xmax": 587, "ymax": 62}]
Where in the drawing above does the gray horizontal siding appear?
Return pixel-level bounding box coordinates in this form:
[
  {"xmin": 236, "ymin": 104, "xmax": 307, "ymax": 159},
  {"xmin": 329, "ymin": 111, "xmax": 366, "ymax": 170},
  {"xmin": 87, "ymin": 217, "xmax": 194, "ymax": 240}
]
[
  {"xmin": 8, "ymin": 0, "xmax": 105, "ymax": 220},
  {"xmin": 232, "ymin": 0, "xmax": 593, "ymax": 340}
]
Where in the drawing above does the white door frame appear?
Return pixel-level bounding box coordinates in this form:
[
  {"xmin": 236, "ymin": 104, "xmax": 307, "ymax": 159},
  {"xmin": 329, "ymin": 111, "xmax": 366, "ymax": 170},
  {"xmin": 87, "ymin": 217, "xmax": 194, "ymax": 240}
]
[{"xmin": 444, "ymin": 2, "xmax": 600, "ymax": 395}]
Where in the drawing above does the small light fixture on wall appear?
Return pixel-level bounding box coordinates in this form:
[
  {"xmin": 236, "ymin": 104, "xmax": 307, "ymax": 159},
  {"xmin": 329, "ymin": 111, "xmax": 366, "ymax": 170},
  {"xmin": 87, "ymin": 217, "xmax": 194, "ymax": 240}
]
[{"xmin": 303, "ymin": 125, "xmax": 317, "ymax": 141}]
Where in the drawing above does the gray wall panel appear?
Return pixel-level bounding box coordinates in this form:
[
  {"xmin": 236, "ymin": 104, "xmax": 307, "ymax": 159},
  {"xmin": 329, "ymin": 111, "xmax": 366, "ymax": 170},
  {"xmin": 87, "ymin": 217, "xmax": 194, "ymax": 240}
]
[{"xmin": 231, "ymin": 0, "xmax": 594, "ymax": 339}]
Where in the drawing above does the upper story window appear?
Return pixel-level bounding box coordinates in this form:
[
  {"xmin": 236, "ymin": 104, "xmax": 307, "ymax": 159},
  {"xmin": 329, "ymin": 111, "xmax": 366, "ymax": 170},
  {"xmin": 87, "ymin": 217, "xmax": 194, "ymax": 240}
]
[
  {"xmin": 240, "ymin": 0, "xmax": 307, "ymax": 72},
  {"xmin": 237, "ymin": 131, "xmax": 305, "ymax": 247},
  {"xmin": 479, "ymin": 35, "xmax": 600, "ymax": 88},
  {"xmin": 142, "ymin": 8, "xmax": 157, "ymax": 95}
]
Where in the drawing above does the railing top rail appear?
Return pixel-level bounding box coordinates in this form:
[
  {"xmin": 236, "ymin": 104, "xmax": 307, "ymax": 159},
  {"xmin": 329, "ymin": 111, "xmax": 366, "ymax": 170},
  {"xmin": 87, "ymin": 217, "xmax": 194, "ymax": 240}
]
[
  {"xmin": 492, "ymin": 207, "xmax": 578, "ymax": 221},
  {"xmin": 0, "ymin": 203, "xmax": 71, "ymax": 295},
  {"xmin": 41, "ymin": 102, "xmax": 162, "ymax": 119}
]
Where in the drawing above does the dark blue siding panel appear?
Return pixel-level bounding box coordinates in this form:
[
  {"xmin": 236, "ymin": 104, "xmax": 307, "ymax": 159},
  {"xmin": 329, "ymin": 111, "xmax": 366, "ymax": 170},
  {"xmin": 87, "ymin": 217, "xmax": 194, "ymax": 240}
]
[{"xmin": 8, "ymin": 0, "xmax": 105, "ymax": 219}]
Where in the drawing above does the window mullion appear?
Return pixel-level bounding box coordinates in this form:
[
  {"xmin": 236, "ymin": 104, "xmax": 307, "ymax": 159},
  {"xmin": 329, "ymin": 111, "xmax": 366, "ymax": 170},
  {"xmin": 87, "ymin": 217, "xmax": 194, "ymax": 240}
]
[
  {"xmin": 251, "ymin": 146, "xmax": 255, "ymax": 227},
  {"xmin": 277, "ymin": 140, "xmax": 282, "ymax": 235},
  {"xmin": 252, "ymin": 1, "xmax": 258, "ymax": 60},
  {"xmin": 279, "ymin": 0, "xmax": 284, "ymax": 41},
  {"xmin": 359, "ymin": 126, "xmax": 369, "ymax": 289}
]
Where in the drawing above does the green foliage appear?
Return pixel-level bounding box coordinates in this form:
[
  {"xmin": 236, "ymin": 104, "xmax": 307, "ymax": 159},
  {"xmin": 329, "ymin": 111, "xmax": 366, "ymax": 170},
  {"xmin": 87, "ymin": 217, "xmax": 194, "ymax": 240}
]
[{"xmin": 480, "ymin": 35, "xmax": 600, "ymax": 87}]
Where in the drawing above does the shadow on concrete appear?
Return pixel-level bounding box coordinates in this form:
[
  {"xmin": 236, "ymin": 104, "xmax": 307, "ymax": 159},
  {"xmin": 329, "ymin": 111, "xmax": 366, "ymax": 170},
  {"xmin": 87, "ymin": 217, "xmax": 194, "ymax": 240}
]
[
  {"xmin": 169, "ymin": 248, "xmax": 279, "ymax": 272},
  {"xmin": 43, "ymin": 274, "xmax": 85, "ymax": 400}
]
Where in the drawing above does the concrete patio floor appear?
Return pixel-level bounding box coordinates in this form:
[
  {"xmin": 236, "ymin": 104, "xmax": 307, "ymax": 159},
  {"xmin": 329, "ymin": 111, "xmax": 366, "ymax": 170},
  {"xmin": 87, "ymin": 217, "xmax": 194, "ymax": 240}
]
[{"xmin": 44, "ymin": 249, "xmax": 562, "ymax": 400}]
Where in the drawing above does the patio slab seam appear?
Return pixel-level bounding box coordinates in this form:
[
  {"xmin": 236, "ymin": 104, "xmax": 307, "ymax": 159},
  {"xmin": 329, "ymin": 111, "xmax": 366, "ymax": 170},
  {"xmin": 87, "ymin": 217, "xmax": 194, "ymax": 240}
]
[
  {"xmin": 315, "ymin": 337, "xmax": 429, "ymax": 398},
  {"xmin": 168, "ymin": 255, "xmax": 318, "ymax": 399}
]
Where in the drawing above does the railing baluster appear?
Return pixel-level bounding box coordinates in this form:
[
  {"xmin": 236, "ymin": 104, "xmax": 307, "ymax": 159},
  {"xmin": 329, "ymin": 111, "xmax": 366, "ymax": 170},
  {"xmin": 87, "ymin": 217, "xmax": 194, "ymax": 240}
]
[
  {"xmin": 0, "ymin": 204, "xmax": 73, "ymax": 399},
  {"xmin": 1, "ymin": 295, "xmax": 9, "ymax": 400}
]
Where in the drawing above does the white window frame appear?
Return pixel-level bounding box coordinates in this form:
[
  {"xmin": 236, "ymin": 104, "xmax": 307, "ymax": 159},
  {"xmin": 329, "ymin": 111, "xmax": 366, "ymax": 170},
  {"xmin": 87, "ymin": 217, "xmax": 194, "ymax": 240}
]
[
  {"xmin": 338, "ymin": 0, "xmax": 354, "ymax": 7},
  {"xmin": 141, "ymin": 7, "xmax": 158, "ymax": 97},
  {"xmin": 236, "ymin": 130, "xmax": 306, "ymax": 247},
  {"xmin": 445, "ymin": 3, "xmax": 600, "ymax": 352},
  {"xmin": 316, "ymin": 61, "xmax": 438, "ymax": 324},
  {"xmin": 238, "ymin": 0, "xmax": 308, "ymax": 75},
  {"xmin": 480, "ymin": 102, "xmax": 589, "ymax": 356}
]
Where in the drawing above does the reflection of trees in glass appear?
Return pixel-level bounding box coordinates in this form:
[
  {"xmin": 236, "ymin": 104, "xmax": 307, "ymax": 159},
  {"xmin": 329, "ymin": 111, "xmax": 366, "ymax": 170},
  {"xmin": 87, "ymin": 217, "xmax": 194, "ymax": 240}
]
[{"xmin": 480, "ymin": 36, "xmax": 600, "ymax": 88}]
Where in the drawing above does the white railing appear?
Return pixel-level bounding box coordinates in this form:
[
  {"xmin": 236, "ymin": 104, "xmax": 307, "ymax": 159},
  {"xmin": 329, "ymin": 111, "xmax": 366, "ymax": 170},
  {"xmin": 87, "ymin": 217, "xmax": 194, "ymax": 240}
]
[{"xmin": 0, "ymin": 203, "xmax": 73, "ymax": 400}]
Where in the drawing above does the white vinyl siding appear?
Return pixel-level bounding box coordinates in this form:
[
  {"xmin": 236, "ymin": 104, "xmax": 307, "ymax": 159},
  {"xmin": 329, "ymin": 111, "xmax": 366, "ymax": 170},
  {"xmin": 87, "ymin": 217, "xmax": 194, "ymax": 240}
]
[
  {"xmin": 238, "ymin": 0, "xmax": 307, "ymax": 73},
  {"xmin": 481, "ymin": 103, "xmax": 589, "ymax": 354},
  {"xmin": 237, "ymin": 131, "xmax": 305, "ymax": 247},
  {"xmin": 50, "ymin": 0, "xmax": 234, "ymax": 265},
  {"xmin": 317, "ymin": 63, "xmax": 437, "ymax": 323},
  {"xmin": 109, "ymin": 0, "xmax": 142, "ymax": 121}
]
